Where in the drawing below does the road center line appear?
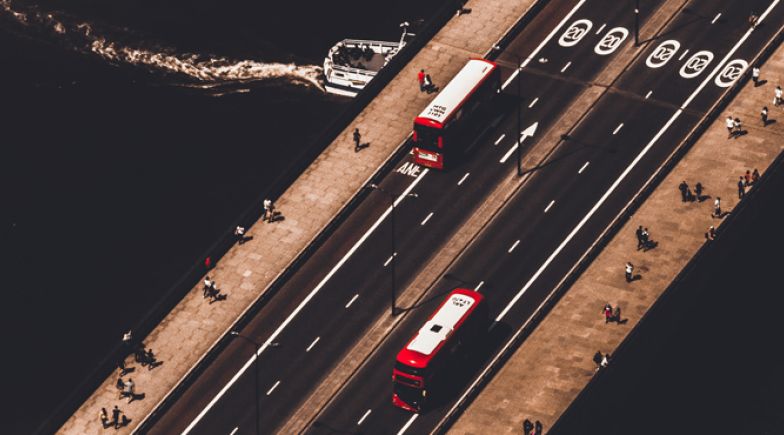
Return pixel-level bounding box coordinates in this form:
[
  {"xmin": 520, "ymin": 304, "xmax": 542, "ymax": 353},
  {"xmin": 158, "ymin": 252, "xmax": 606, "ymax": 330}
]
[
  {"xmin": 305, "ymin": 336, "xmax": 320, "ymax": 352},
  {"xmin": 578, "ymin": 161, "xmax": 590, "ymax": 174},
  {"xmin": 476, "ymin": 280, "xmax": 485, "ymax": 291},
  {"xmin": 458, "ymin": 172, "xmax": 470, "ymax": 185},
  {"xmin": 528, "ymin": 97, "xmax": 539, "ymax": 108},
  {"xmin": 613, "ymin": 123, "xmax": 624, "ymax": 135},
  {"xmin": 357, "ymin": 409, "xmax": 372, "ymax": 425},
  {"xmin": 182, "ymin": 169, "xmax": 429, "ymax": 434},
  {"xmin": 495, "ymin": 0, "xmax": 778, "ymax": 322},
  {"xmin": 397, "ymin": 414, "xmax": 419, "ymax": 435},
  {"xmin": 266, "ymin": 380, "xmax": 280, "ymax": 396},
  {"xmin": 421, "ymin": 211, "xmax": 434, "ymax": 225},
  {"xmin": 544, "ymin": 200, "xmax": 555, "ymax": 213},
  {"xmin": 560, "ymin": 61, "xmax": 572, "ymax": 73},
  {"xmin": 502, "ymin": 0, "xmax": 587, "ymax": 89},
  {"xmin": 345, "ymin": 294, "xmax": 359, "ymax": 308},
  {"xmin": 711, "ymin": 12, "xmax": 721, "ymax": 24},
  {"xmin": 500, "ymin": 143, "xmax": 518, "ymax": 163},
  {"xmin": 494, "ymin": 133, "xmax": 505, "ymax": 145},
  {"xmin": 508, "ymin": 240, "xmax": 521, "ymax": 253}
]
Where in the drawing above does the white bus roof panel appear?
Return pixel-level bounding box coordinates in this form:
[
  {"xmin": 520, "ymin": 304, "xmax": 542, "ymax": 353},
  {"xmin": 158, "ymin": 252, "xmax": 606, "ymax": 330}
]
[
  {"xmin": 416, "ymin": 59, "xmax": 495, "ymax": 125},
  {"xmin": 406, "ymin": 293, "xmax": 476, "ymax": 356}
]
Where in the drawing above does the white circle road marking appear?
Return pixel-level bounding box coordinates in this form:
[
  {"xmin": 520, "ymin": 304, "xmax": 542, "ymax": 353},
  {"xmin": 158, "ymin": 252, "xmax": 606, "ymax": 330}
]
[
  {"xmin": 645, "ymin": 39, "xmax": 680, "ymax": 68},
  {"xmin": 715, "ymin": 59, "xmax": 748, "ymax": 88},
  {"xmin": 559, "ymin": 19, "xmax": 593, "ymax": 47},
  {"xmin": 594, "ymin": 27, "xmax": 628, "ymax": 55},
  {"xmin": 680, "ymin": 50, "xmax": 714, "ymax": 79}
]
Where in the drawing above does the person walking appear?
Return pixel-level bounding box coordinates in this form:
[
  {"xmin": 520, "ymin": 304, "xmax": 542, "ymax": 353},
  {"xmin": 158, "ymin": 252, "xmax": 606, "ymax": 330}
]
[
  {"xmin": 761, "ymin": 106, "xmax": 769, "ymax": 126},
  {"xmin": 635, "ymin": 225, "xmax": 644, "ymax": 249},
  {"xmin": 234, "ymin": 225, "xmax": 246, "ymax": 244},
  {"xmin": 752, "ymin": 168, "xmax": 760, "ymax": 184},
  {"xmin": 712, "ymin": 197, "xmax": 722, "ymax": 218},
  {"xmin": 600, "ymin": 353, "xmax": 610, "ymax": 368},
  {"xmin": 593, "ymin": 350, "xmax": 603, "ymax": 369},
  {"xmin": 625, "ymin": 262, "xmax": 634, "ymax": 282},
  {"xmin": 775, "ymin": 85, "xmax": 782, "ymax": 106},
  {"xmin": 725, "ymin": 116, "xmax": 734, "ymax": 138},
  {"xmin": 100, "ymin": 407, "xmax": 110, "ymax": 429},
  {"xmin": 121, "ymin": 378, "xmax": 135, "ymax": 401},
  {"xmin": 112, "ymin": 405, "xmax": 121, "ymax": 429},
  {"xmin": 752, "ymin": 66, "xmax": 761, "ymax": 85},
  {"xmin": 733, "ymin": 117, "xmax": 742, "ymax": 137},
  {"xmin": 534, "ymin": 420, "xmax": 543, "ymax": 435},
  {"xmin": 738, "ymin": 176, "xmax": 746, "ymax": 199},
  {"xmin": 353, "ymin": 127, "xmax": 362, "ymax": 152},
  {"xmin": 705, "ymin": 225, "xmax": 716, "ymax": 241},
  {"xmin": 523, "ymin": 419, "xmax": 534, "ymax": 435},
  {"xmin": 678, "ymin": 180, "xmax": 689, "ymax": 201},
  {"xmin": 612, "ymin": 306, "xmax": 623, "ymax": 323},
  {"xmin": 695, "ymin": 182, "xmax": 704, "ymax": 201},
  {"xmin": 417, "ymin": 69, "xmax": 425, "ymax": 92},
  {"xmin": 749, "ymin": 12, "xmax": 759, "ymax": 29},
  {"xmin": 263, "ymin": 198, "xmax": 274, "ymax": 222},
  {"xmin": 424, "ymin": 74, "xmax": 437, "ymax": 93},
  {"xmin": 603, "ymin": 303, "xmax": 613, "ymax": 323}
]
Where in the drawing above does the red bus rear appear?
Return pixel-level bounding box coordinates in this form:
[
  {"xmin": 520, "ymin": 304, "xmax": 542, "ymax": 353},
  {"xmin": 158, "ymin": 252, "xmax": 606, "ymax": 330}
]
[
  {"xmin": 412, "ymin": 59, "xmax": 500, "ymax": 170},
  {"xmin": 392, "ymin": 288, "xmax": 487, "ymax": 412}
]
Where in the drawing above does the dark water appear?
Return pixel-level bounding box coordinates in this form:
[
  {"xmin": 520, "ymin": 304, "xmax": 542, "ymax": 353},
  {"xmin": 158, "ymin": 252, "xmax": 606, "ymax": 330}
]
[
  {"xmin": 0, "ymin": 1, "xmax": 446, "ymax": 433},
  {"xmin": 553, "ymin": 158, "xmax": 784, "ymax": 435}
]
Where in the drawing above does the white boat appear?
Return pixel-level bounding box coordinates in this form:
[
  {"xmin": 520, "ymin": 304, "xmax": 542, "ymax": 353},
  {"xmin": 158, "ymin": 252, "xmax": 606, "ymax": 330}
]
[{"xmin": 323, "ymin": 24, "xmax": 414, "ymax": 97}]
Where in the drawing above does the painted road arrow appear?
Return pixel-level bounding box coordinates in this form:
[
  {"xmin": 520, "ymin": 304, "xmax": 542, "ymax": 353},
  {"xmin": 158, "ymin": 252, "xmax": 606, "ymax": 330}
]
[{"xmin": 500, "ymin": 121, "xmax": 539, "ymax": 163}]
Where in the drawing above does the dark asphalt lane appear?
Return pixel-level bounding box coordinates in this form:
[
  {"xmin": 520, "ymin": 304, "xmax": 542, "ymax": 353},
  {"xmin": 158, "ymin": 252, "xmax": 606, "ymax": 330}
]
[
  {"xmin": 149, "ymin": 0, "xmax": 650, "ymax": 433},
  {"xmin": 308, "ymin": 1, "xmax": 783, "ymax": 434}
]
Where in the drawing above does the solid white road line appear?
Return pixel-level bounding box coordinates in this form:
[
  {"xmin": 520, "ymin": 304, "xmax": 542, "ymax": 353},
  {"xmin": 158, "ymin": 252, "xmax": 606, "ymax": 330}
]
[
  {"xmin": 613, "ymin": 123, "xmax": 624, "ymax": 135},
  {"xmin": 544, "ymin": 200, "xmax": 555, "ymax": 213},
  {"xmin": 305, "ymin": 336, "xmax": 320, "ymax": 352},
  {"xmin": 182, "ymin": 169, "xmax": 429, "ymax": 435},
  {"xmin": 528, "ymin": 97, "xmax": 539, "ymax": 108},
  {"xmin": 357, "ymin": 409, "xmax": 372, "ymax": 425},
  {"xmin": 508, "ymin": 240, "xmax": 521, "ymax": 253},
  {"xmin": 421, "ymin": 212, "xmax": 434, "ymax": 225},
  {"xmin": 396, "ymin": 414, "xmax": 419, "ymax": 435},
  {"xmin": 711, "ymin": 13, "xmax": 721, "ymax": 24},
  {"xmin": 458, "ymin": 172, "xmax": 470, "ymax": 185},
  {"xmin": 494, "ymin": 0, "xmax": 779, "ymax": 322},
  {"xmin": 500, "ymin": 143, "xmax": 518, "ymax": 163},
  {"xmin": 596, "ymin": 23, "xmax": 606, "ymax": 34},
  {"xmin": 229, "ymin": 427, "xmax": 239, "ymax": 435},
  {"xmin": 345, "ymin": 294, "xmax": 359, "ymax": 308},
  {"xmin": 476, "ymin": 280, "xmax": 485, "ymax": 291},
  {"xmin": 678, "ymin": 49, "xmax": 689, "ymax": 61},
  {"xmin": 494, "ymin": 134, "xmax": 505, "ymax": 145},
  {"xmin": 502, "ymin": 0, "xmax": 587, "ymax": 89},
  {"xmin": 384, "ymin": 254, "xmax": 396, "ymax": 267},
  {"xmin": 578, "ymin": 161, "xmax": 590, "ymax": 174},
  {"xmin": 266, "ymin": 381, "xmax": 280, "ymax": 396},
  {"xmin": 645, "ymin": 90, "xmax": 653, "ymax": 99},
  {"xmin": 561, "ymin": 61, "xmax": 572, "ymax": 73}
]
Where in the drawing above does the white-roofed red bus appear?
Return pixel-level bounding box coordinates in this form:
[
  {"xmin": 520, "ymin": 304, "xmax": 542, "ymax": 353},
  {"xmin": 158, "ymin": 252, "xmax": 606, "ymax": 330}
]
[
  {"xmin": 392, "ymin": 288, "xmax": 488, "ymax": 412},
  {"xmin": 412, "ymin": 59, "xmax": 500, "ymax": 170}
]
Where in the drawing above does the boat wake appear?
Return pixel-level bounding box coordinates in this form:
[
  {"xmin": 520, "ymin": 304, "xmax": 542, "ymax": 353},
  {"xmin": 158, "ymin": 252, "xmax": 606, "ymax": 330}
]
[{"xmin": 0, "ymin": 0, "xmax": 324, "ymax": 92}]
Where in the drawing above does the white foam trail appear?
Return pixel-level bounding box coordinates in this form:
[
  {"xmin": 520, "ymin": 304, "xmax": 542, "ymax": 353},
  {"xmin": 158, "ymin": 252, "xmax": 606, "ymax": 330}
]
[{"xmin": 0, "ymin": 0, "xmax": 324, "ymax": 91}]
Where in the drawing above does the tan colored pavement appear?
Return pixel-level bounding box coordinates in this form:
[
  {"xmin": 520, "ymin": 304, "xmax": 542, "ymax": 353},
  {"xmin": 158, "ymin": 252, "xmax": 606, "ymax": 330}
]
[
  {"xmin": 450, "ymin": 32, "xmax": 784, "ymax": 435},
  {"xmin": 58, "ymin": 0, "xmax": 545, "ymax": 433}
]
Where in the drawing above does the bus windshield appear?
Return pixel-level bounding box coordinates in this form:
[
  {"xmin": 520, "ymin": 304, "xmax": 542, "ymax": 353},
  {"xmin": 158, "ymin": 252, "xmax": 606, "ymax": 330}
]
[
  {"xmin": 394, "ymin": 382, "xmax": 423, "ymax": 408},
  {"xmin": 414, "ymin": 123, "xmax": 440, "ymax": 152}
]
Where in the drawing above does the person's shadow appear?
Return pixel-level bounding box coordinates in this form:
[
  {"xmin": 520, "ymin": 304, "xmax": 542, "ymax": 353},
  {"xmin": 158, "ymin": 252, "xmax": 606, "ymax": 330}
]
[
  {"xmin": 733, "ymin": 129, "xmax": 749, "ymax": 139},
  {"xmin": 755, "ymin": 79, "xmax": 768, "ymax": 87},
  {"xmin": 764, "ymin": 118, "xmax": 777, "ymax": 127}
]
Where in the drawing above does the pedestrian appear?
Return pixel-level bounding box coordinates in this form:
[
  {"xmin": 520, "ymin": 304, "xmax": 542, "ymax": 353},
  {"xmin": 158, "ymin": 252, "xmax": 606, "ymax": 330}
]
[
  {"xmin": 678, "ymin": 180, "xmax": 689, "ymax": 201},
  {"xmin": 635, "ymin": 225, "xmax": 644, "ymax": 249},
  {"xmin": 761, "ymin": 106, "xmax": 768, "ymax": 125},
  {"xmin": 752, "ymin": 66, "xmax": 761, "ymax": 85},
  {"xmin": 417, "ymin": 69, "xmax": 425, "ymax": 92},
  {"xmin": 118, "ymin": 359, "xmax": 133, "ymax": 377},
  {"xmin": 99, "ymin": 407, "xmax": 110, "ymax": 429},
  {"xmin": 353, "ymin": 127, "xmax": 361, "ymax": 152},
  {"xmin": 203, "ymin": 276, "xmax": 214, "ymax": 298},
  {"xmin": 534, "ymin": 420, "xmax": 543, "ymax": 435},
  {"xmin": 234, "ymin": 225, "xmax": 249, "ymax": 244},
  {"xmin": 712, "ymin": 197, "xmax": 722, "ymax": 218},
  {"xmin": 752, "ymin": 168, "xmax": 760, "ymax": 184},
  {"xmin": 120, "ymin": 378, "xmax": 134, "ymax": 401},
  {"xmin": 726, "ymin": 116, "xmax": 734, "ymax": 138},
  {"xmin": 749, "ymin": 12, "xmax": 758, "ymax": 29},
  {"xmin": 612, "ymin": 306, "xmax": 623, "ymax": 323},
  {"xmin": 733, "ymin": 117, "xmax": 742, "ymax": 137},
  {"xmin": 641, "ymin": 227, "xmax": 650, "ymax": 245},
  {"xmin": 738, "ymin": 176, "xmax": 745, "ymax": 199},
  {"xmin": 775, "ymin": 85, "xmax": 782, "ymax": 106},
  {"xmin": 112, "ymin": 405, "xmax": 121, "ymax": 429},
  {"xmin": 705, "ymin": 225, "xmax": 716, "ymax": 241},
  {"xmin": 695, "ymin": 182, "xmax": 704, "ymax": 201},
  {"xmin": 523, "ymin": 418, "xmax": 534, "ymax": 434},
  {"xmin": 263, "ymin": 198, "xmax": 274, "ymax": 222},
  {"xmin": 603, "ymin": 303, "xmax": 613, "ymax": 323},
  {"xmin": 744, "ymin": 170, "xmax": 751, "ymax": 186},
  {"xmin": 424, "ymin": 73, "xmax": 437, "ymax": 93},
  {"xmin": 600, "ymin": 353, "xmax": 610, "ymax": 368},
  {"xmin": 625, "ymin": 262, "xmax": 634, "ymax": 282},
  {"xmin": 122, "ymin": 330, "xmax": 132, "ymax": 347}
]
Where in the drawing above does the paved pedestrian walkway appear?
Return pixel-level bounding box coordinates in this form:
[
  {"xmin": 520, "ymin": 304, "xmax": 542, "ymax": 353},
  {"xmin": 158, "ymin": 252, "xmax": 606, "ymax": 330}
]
[
  {"xmin": 449, "ymin": 33, "xmax": 784, "ymax": 435},
  {"xmin": 58, "ymin": 1, "xmax": 545, "ymax": 433}
]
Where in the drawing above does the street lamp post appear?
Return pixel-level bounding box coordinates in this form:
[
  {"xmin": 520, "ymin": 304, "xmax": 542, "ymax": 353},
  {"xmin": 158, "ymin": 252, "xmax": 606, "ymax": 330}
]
[
  {"xmin": 368, "ymin": 184, "xmax": 417, "ymax": 315},
  {"xmin": 230, "ymin": 331, "xmax": 260, "ymax": 435}
]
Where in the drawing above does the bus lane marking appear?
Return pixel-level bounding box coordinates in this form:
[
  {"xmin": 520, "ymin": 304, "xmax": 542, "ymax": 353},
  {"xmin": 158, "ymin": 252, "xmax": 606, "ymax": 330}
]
[
  {"xmin": 266, "ymin": 381, "xmax": 280, "ymax": 396},
  {"xmin": 544, "ymin": 200, "xmax": 555, "ymax": 213},
  {"xmin": 508, "ymin": 240, "xmax": 520, "ymax": 253},
  {"xmin": 357, "ymin": 409, "xmax": 372, "ymax": 425},
  {"xmin": 680, "ymin": 50, "xmax": 714, "ymax": 79},
  {"xmin": 421, "ymin": 212, "xmax": 434, "ymax": 225},
  {"xmin": 558, "ymin": 18, "xmax": 593, "ymax": 47},
  {"xmin": 305, "ymin": 336, "xmax": 320, "ymax": 352},
  {"xmin": 594, "ymin": 27, "xmax": 628, "ymax": 56},
  {"xmin": 646, "ymin": 40, "xmax": 680, "ymax": 68},
  {"xmin": 345, "ymin": 294, "xmax": 359, "ymax": 308},
  {"xmin": 578, "ymin": 161, "xmax": 590, "ymax": 174},
  {"xmin": 494, "ymin": 0, "xmax": 780, "ymax": 323},
  {"xmin": 397, "ymin": 414, "xmax": 419, "ymax": 435},
  {"xmin": 503, "ymin": 0, "xmax": 587, "ymax": 89},
  {"xmin": 182, "ymin": 169, "xmax": 429, "ymax": 434},
  {"xmin": 458, "ymin": 173, "xmax": 470, "ymax": 185}
]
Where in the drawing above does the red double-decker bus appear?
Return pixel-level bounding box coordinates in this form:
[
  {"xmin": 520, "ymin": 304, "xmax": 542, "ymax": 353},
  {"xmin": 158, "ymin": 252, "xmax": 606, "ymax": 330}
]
[
  {"xmin": 392, "ymin": 288, "xmax": 487, "ymax": 412},
  {"xmin": 412, "ymin": 59, "xmax": 500, "ymax": 170}
]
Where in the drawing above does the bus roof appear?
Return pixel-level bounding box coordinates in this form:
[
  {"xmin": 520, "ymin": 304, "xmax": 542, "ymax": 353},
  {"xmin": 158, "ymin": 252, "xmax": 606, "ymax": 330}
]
[
  {"xmin": 415, "ymin": 59, "xmax": 497, "ymax": 126},
  {"xmin": 397, "ymin": 288, "xmax": 483, "ymax": 368}
]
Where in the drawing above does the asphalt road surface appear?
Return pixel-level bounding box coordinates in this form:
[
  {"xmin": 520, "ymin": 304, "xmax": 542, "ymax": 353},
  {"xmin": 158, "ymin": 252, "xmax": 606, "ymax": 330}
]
[{"xmin": 148, "ymin": 1, "xmax": 783, "ymax": 434}]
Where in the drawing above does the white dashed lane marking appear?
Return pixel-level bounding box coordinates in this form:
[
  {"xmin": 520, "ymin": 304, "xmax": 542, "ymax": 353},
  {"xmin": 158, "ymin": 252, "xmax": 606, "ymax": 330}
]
[
  {"xmin": 678, "ymin": 49, "xmax": 689, "ymax": 61},
  {"xmin": 357, "ymin": 409, "xmax": 372, "ymax": 425},
  {"xmin": 458, "ymin": 173, "xmax": 470, "ymax": 185},
  {"xmin": 421, "ymin": 212, "xmax": 434, "ymax": 226},
  {"xmin": 561, "ymin": 61, "xmax": 572, "ymax": 73},
  {"xmin": 508, "ymin": 240, "xmax": 520, "ymax": 253},
  {"xmin": 528, "ymin": 97, "xmax": 539, "ymax": 108},
  {"xmin": 305, "ymin": 336, "xmax": 320, "ymax": 352},
  {"xmin": 578, "ymin": 161, "xmax": 590, "ymax": 174},
  {"xmin": 613, "ymin": 123, "xmax": 624, "ymax": 135},
  {"xmin": 476, "ymin": 280, "xmax": 485, "ymax": 291},
  {"xmin": 266, "ymin": 381, "xmax": 280, "ymax": 396},
  {"xmin": 494, "ymin": 134, "xmax": 505, "ymax": 145},
  {"xmin": 645, "ymin": 90, "xmax": 653, "ymax": 99},
  {"xmin": 711, "ymin": 13, "xmax": 721, "ymax": 24},
  {"xmin": 595, "ymin": 23, "xmax": 606, "ymax": 34},
  {"xmin": 384, "ymin": 254, "xmax": 396, "ymax": 267},
  {"xmin": 544, "ymin": 200, "xmax": 555, "ymax": 213},
  {"xmin": 345, "ymin": 294, "xmax": 359, "ymax": 308}
]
